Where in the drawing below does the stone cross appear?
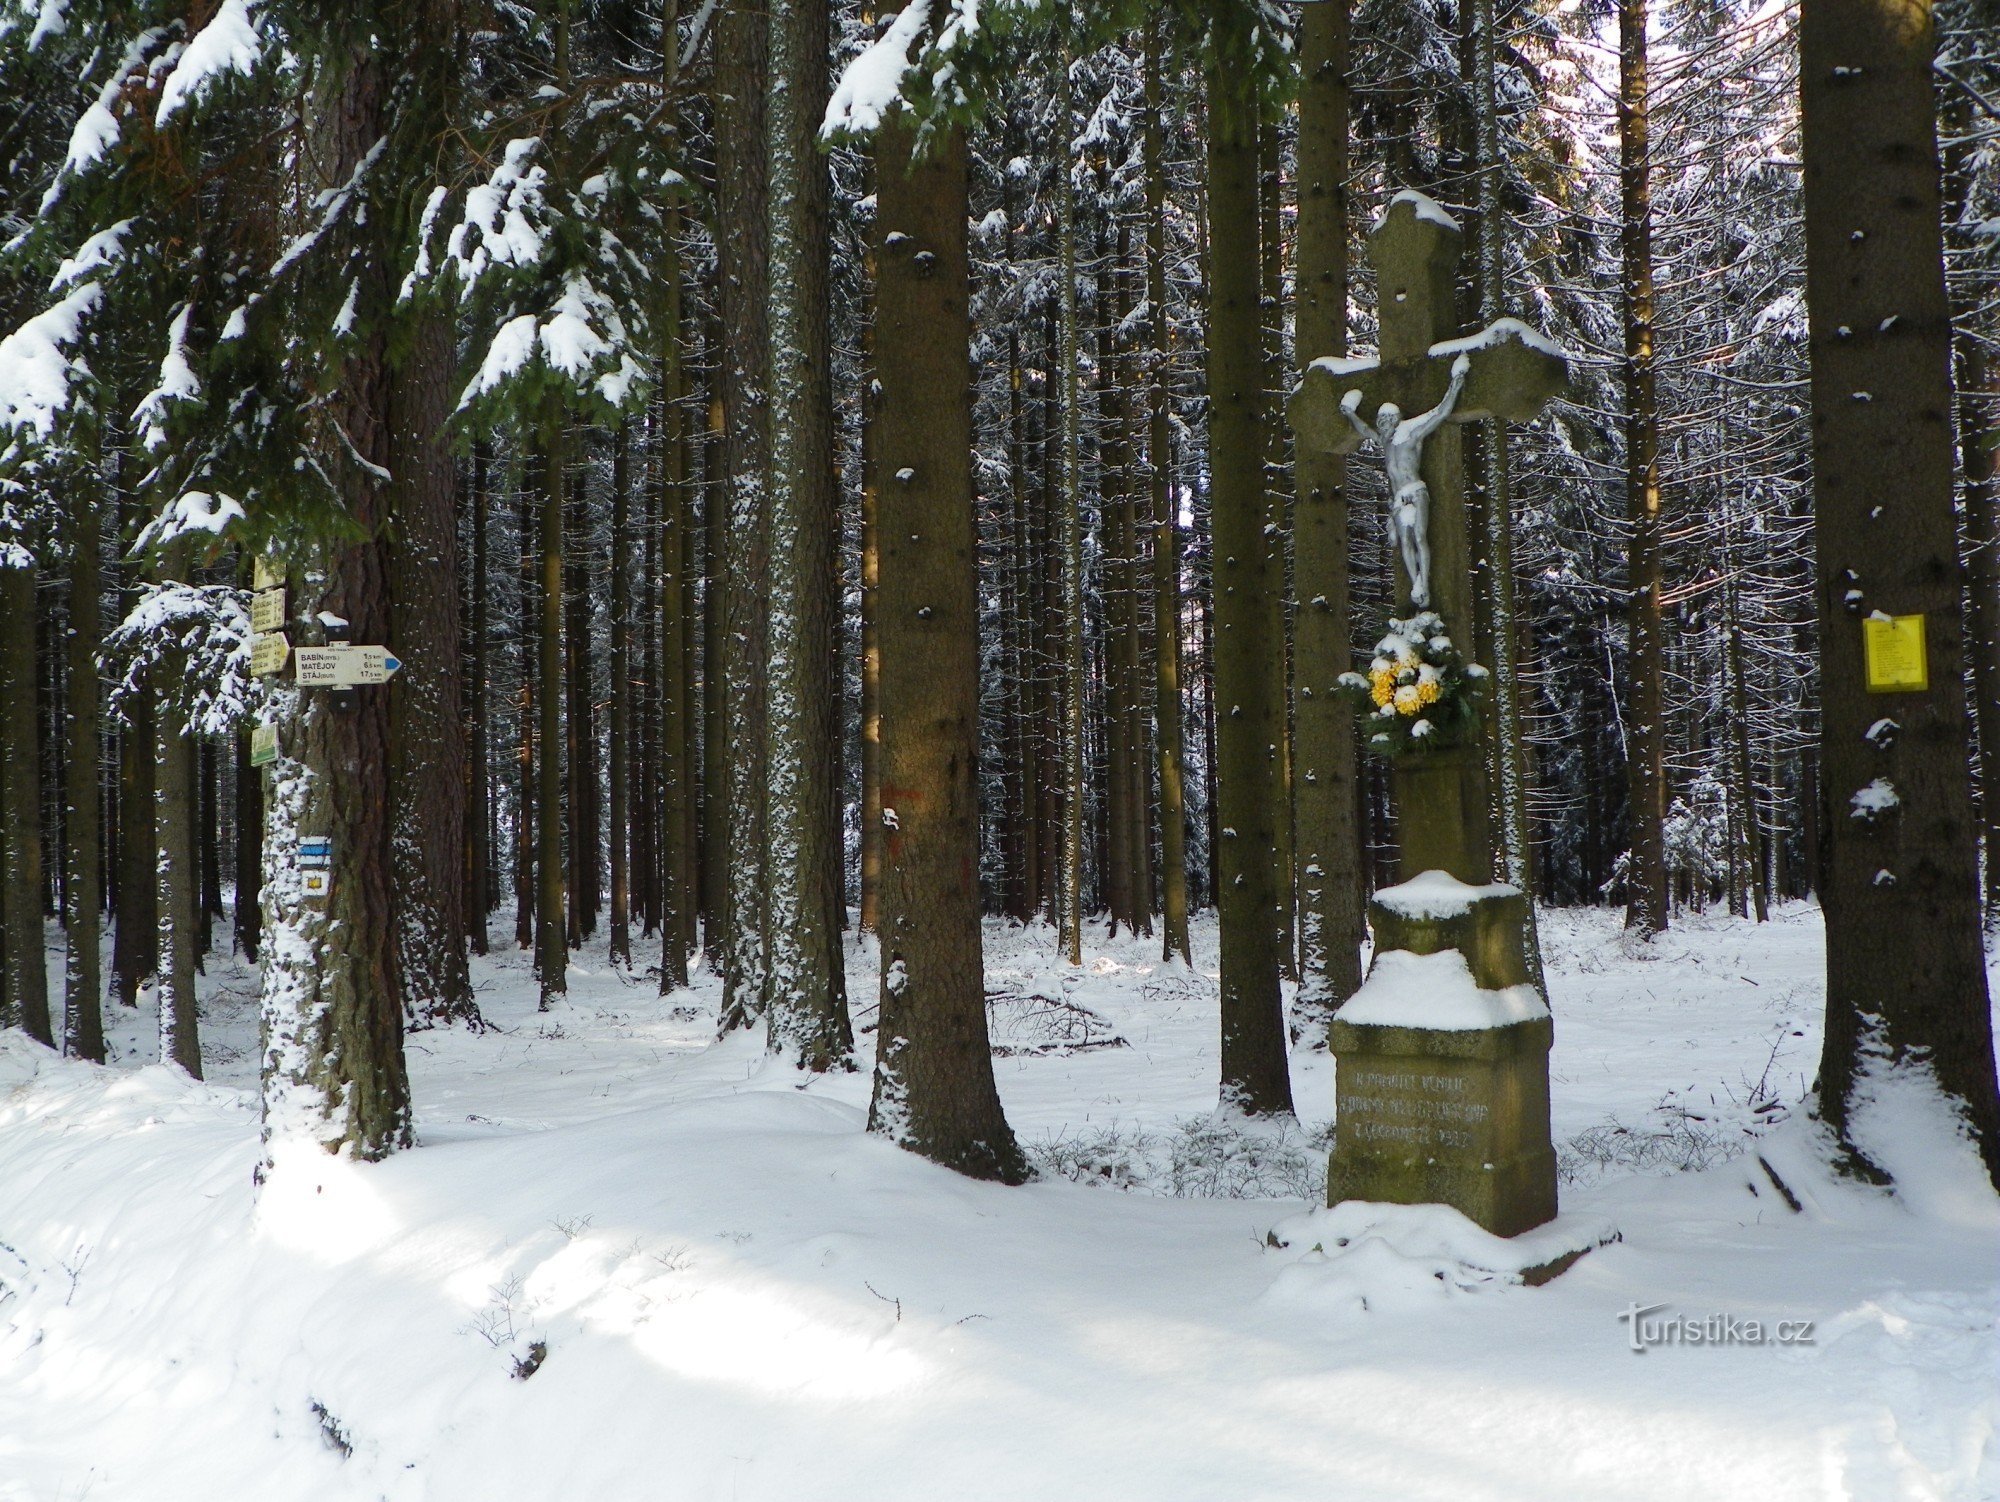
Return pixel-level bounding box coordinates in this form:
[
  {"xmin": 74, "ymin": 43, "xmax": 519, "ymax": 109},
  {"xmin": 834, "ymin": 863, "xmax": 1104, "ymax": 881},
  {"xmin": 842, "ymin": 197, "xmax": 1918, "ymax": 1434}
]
[
  {"xmin": 1289, "ymin": 189, "xmax": 1567, "ymax": 888},
  {"xmin": 1288, "ymin": 191, "xmax": 1580, "ymax": 1248}
]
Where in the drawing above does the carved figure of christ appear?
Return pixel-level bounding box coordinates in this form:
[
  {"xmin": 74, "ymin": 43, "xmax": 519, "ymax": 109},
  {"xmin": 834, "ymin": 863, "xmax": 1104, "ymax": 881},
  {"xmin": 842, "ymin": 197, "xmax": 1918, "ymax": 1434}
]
[
  {"xmin": 1339, "ymin": 352, "xmax": 1471, "ymax": 607},
  {"xmin": 1288, "ymin": 191, "xmax": 1568, "ymax": 631}
]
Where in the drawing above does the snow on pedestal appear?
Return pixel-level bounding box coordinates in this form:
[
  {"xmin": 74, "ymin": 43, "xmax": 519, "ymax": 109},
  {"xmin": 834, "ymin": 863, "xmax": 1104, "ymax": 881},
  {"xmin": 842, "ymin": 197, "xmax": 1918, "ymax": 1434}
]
[{"xmin": 1326, "ymin": 870, "xmax": 1562, "ymax": 1240}]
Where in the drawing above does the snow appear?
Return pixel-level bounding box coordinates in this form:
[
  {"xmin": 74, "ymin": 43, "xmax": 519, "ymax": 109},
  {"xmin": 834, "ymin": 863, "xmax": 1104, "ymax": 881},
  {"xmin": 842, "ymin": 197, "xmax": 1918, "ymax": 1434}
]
[
  {"xmin": 1310, "ymin": 353, "xmax": 1379, "ymax": 381},
  {"xmin": 1374, "ymin": 188, "xmax": 1461, "ymax": 233},
  {"xmin": 823, "ymin": 0, "xmax": 932, "ymax": 139},
  {"xmin": 1373, "ymin": 869, "xmax": 1522, "ymax": 920},
  {"xmin": 51, "ymin": 219, "xmax": 134, "ymax": 291},
  {"xmin": 0, "ymin": 281, "xmax": 97, "ymax": 440},
  {"xmin": 1849, "ymin": 778, "xmax": 1898, "ymax": 819},
  {"xmin": 154, "ymin": 0, "xmax": 262, "ymax": 125},
  {"xmin": 1, "ymin": 905, "xmax": 1995, "ymax": 1502},
  {"xmin": 1429, "ymin": 316, "xmax": 1573, "ymax": 363},
  {"xmin": 1334, "ymin": 947, "xmax": 1551, "ymax": 1030}
]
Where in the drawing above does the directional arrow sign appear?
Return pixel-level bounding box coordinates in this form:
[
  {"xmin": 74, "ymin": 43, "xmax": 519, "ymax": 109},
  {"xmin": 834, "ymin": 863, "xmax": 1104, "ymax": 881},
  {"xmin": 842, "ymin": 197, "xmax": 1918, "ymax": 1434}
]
[
  {"xmin": 250, "ymin": 633, "xmax": 291, "ymax": 677},
  {"xmin": 294, "ymin": 645, "xmax": 403, "ymax": 688},
  {"xmin": 250, "ymin": 587, "xmax": 287, "ymax": 634},
  {"xmin": 253, "ymin": 556, "xmax": 284, "ymax": 592}
]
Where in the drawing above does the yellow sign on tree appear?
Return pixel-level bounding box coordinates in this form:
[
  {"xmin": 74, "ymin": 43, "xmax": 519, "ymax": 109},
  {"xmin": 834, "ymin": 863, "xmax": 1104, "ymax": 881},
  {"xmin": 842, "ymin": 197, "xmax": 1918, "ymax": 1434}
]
[{"xmin": 1863, "ymin": 613, "xmax": 1928, "ymax": 693}]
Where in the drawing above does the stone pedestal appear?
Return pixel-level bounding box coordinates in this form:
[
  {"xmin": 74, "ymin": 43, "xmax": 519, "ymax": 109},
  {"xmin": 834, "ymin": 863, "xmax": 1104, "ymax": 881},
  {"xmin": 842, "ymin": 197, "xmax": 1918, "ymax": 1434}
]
[{"xmin": 1327, "ymin": 876, "xmax": 1558, "ymax": 1239}]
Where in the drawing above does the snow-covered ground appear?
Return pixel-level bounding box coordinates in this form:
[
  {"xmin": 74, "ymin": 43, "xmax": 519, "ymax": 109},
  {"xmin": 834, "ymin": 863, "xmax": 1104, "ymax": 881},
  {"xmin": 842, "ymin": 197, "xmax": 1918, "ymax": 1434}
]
[{"xmin": 2, "ymin": 904, "xmax": 1995, "ymax": 1501}]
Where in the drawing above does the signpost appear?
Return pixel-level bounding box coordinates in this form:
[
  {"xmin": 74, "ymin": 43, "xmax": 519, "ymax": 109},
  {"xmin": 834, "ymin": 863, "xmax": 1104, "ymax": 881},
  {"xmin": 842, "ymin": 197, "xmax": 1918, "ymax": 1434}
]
[
  {"xmin": 250, "ymin": 633, "xmax": 291, "ymax": 677},
  {"xmin": 249, "ymin": 723, "xmax": 278, "ymax": 768},
  {"xmin": 293, "ymin": 645, "xmax": 403, "ymax": 688},
  {"xmin": 250, "ymin": 587, "xmax": 287, "ymax": 635}
]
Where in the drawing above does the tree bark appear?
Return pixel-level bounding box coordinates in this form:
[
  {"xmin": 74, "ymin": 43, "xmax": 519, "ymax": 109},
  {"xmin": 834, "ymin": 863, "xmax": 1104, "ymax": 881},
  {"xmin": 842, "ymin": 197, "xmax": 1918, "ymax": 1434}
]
[
  {"xmin": 609, "ymin": 426, "xmax": 633, "ymax": 968},
  {"xmin": 715, "ymin": 0, "xmax": 772, "ymax": 1028},
  {"xmin": 763, "ymin": 0, "xmax": 852, "ymax": 1067},
  {"xmin": 1206, "ymin": 50, "xmax": 1294, "ymax": 1116},
  {"xmin": 465, "ymin": 442, "xmax": 490, "ymax": 955},
  {"xmin": 1291, "ymin": 0, "xmax": 1363, "ymax": 1033},
  {"xmin": 0, "ymin": 559, "xmax": 50, "ymax": 1044},
  {"xmin": 258, "ymin": 39, "xmax": 410, "ymax": 1159},
  {"xmin": 869, "ymin": 109, "xmax": 1026, "ymax": 1182},
  {"xmin": 389, "ymin": 308, "xmax": 475, "ymax": 1024},
  {"xmin": 1143, "ymin": 28, "xmax": 1189, "ymax": 964},
  {"xmin": 538, "ymin": 417, "xmax": 568, "ymax": 1003},
  {"xmin": 1620, "ymin": 0, "xmax": 1669, "ymax": 936},
  {"xmin": 1800, "ymin": 0, "xmax": 2000, "ymax": 1185},
  {"xmin": 63, "ymin": 472, "xmax": 104, "ymax": 1061},
  {"xmin": 1057, "ymin": 52, "xmax": 1086, "ymax": 965}
]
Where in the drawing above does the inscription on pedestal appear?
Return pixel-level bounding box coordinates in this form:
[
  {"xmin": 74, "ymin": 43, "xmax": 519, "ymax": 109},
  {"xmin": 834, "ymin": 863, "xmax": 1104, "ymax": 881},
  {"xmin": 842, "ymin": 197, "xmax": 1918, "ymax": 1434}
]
[{"xmin": 1341, "ymin": 1069, "xmax": 1491, "ymax": 1153}]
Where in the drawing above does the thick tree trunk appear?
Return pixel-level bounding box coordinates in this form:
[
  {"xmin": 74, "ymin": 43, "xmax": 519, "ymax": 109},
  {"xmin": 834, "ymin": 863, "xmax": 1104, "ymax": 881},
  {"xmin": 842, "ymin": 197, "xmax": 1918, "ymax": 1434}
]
[
  {"xmin": 1258, "ymin": 113, "xmax": 1296, "ymax": 981},
  {"xmin": 258, "ymin": 40, "xmax": 411, "ymax": 1159},
  {"xmin": 233, "ymin": 703, "xmax": 262, "ymax": 963},
  {"xmin": 1620, "ymin": 0, "xmax": 1669, "ymax": 937},
  {"xmin": 465, "ymin": 442, "xmax": 490, "ymax": 955},
  {"xmin": 63, "ymin": 476, "xmax": 103, "ymax": 1061},
  {"xmin": 564, "ymin": 450, "xmax": 596, "ymax": 945},
  {"xmin": 1144, "ymin": 27, "xmax": 1189, "ymax": 964},
  {"xmin": 515, "ymin": 451, "xmax": 537, "ymax": 951},
  {"xmin": 762, "ymin": 0, "xmax": 851, "ymax": 1068},
  {"xmin": 155, "ymin": 543, "xmax": 200, "ymax": 1076},
  {"xmin": 112, "ymin": 482, "xmax": 156, "ymax": 1008},
  {"xmin": 657, "ymin": 191, "xmax": 694, "ymax": 992},
  {"xmin": 858, "ymin": 286, "xmax": 883, "ymax": 936},
  {"xmin": 609, "ymin": 426, "xmax": 633, "ymax": 968},
  {"xmin": 1057, "ymin": 54, "xmax": 1086, "ymax": 965},
  {"xmin": 389, "ymin": 309, "xmax": 475, "ymax": 1024},
  {"xmin": 0, "ymin": 560, "xmax": 50, "ymax": 1044},
  {"xmin": 715, "ymin": 1, "xmax": 772, "ymax": 1027},
  {"xmin": 1800, "ymin": 0, "xmax": 2000, "ymax": 1186},
  {"xmin": 869, "ymin": 111, "xmax": 1025, "ymax": 1183},
  {"xmin": 1291, "ymin": 0, "xmax": 1363, "ymax": 1033},
  {"xmin": 538, "ymin": 418, "xmax": 568, "ymax": 1003},
  {"xmin": 1206, "ymin": 55, "xmax": 1294, "ymax": 1116}
]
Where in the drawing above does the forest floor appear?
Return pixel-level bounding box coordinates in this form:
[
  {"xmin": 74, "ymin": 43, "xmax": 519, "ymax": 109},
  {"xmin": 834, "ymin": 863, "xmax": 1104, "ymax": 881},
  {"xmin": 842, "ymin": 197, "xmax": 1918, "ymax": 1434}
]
[{"xmin": 2, "ymin": 903, "xmax": 1996, "ymax": 1501}]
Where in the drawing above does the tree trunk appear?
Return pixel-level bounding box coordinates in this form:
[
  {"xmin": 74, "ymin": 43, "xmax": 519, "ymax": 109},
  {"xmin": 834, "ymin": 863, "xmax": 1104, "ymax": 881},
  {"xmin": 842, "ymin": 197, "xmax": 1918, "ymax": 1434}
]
[
  {"xmin": 657, "ymin": 186, "xmax": 694, "ymax": 992},
  {"xmin": 1258, "ymin": 112, "xmax": 1296, "ymax": 981},
  {"xmin": 609, "ymin": 426, "xmax": 633, "ymax": 968},
  {"xmin": 113, "ymin": 473, "xmax": 156, "ymax": 1008},
  {"xmin": 0, "ymin": 559, "xmax": 50, "ymax": 1044},
  {"xmin": 258, "ymin": 39, "xmax": 411, "ymax": 1158},
  {"xmin": 466, "ymin": 442, "xmax": 491, "ymax": 955},
  {"xmin": 1800, "ymin": 0, "xmax": 2000, "ymax": 1185},
  {"xmin": 516, "ymin": 448, "xmax": 538, "ymax": 951},
  {"xmin": 1057, "ymin": 52, "xmax": 1086, "ymax": 965},
  {"xmin": 870, "ymin": 109, "xmax": 1026, "ymax": 1183},
  {"xmin": 1206, "ymin": 50, "xmax": 1294, "ymax": 1116},
  {"xmin": 538, "ymin": 417, "xmax": 568, "ymax": 1003},
  {"xmin": 234, "ymin": 702, "xmax": 262, "ymax": 963},
  {"xmin": 1620, "ymin": 0, "xmax": 1669, "ymax": 937},
  {"xmin": 63, "ymin": 473, "xmax": 103, "ymax": 1060},
  {"xmin": 715, "ymin": 0, "xmax": 772, "ymax": 1027},
  {"xmin": 565, "ymin": 446, "xmax": 596, "ymax": 945},
  {"xmin": 763, "ymin": 0, "xmax": 851, "ymax": 1067},
  {"xmin": 155, "ymin": 543, "xmax": 199, "ymax": 1076},
  {"xmin": 389, "ymin": 308, "xmax": 475, "ymax": 1024},
  {"xmin": 1145, "ymin": 22, "xmax": 1189, "ymax": 964},
  {"xmin": 1291, "ymin": 0, "xmax": 1363, "ymax": 1031}
]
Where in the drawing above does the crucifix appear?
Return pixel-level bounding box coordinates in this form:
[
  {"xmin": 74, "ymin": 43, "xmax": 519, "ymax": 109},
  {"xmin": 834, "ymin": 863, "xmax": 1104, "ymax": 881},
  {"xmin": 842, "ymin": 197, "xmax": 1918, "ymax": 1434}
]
[
  {"xmin": 1289, "ymin": 190, "xmax": 1580, "ymax": 1247},
  {"xmin": 1290, "ymin": 189, "xmax": 1567, "ymax": 887}
]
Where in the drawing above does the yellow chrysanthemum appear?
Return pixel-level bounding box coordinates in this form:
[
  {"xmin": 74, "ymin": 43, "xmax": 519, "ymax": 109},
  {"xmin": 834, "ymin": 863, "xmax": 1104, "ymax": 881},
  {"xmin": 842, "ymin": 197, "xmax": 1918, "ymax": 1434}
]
[
  {"xmin": 1394, "ymin": 684, "xmax": 1421, "ymax": 715},
  {"xmin": 1417, "ymin": 680, "xmax": 1441, "ymax": 706}
]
